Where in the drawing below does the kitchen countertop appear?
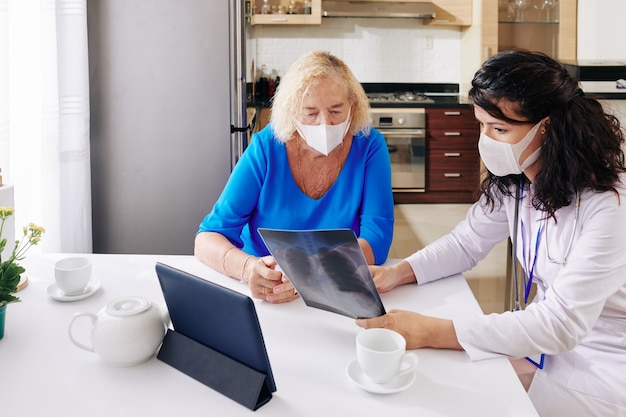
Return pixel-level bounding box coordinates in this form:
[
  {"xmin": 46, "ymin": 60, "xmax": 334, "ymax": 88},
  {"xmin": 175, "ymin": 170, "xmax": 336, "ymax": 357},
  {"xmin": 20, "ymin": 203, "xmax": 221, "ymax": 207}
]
[
  {"xmin": 368, "ymin": 96, "xmax": 472, "ymax": 109},
  {"xmin": 248, "ymin": 82, "xmax": 473, "ymax": 109},
  {"xmin": 249, "ymin": 96, "xmax": 472, "ymax": 110},
  {"xmin": 363, "ymin": 82, "xmax": 471, "ymax": 108}
]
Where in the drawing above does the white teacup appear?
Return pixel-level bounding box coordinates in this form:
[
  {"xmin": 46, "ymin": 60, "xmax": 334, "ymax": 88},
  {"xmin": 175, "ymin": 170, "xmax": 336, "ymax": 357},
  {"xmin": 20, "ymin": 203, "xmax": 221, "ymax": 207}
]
[
  {"xmin": 356, "ymin": 328, "xmax": 418, "ymax": 384},
  {"xmin": 54, "ymin": 257, "xmax": 92, "ymax": 296}
]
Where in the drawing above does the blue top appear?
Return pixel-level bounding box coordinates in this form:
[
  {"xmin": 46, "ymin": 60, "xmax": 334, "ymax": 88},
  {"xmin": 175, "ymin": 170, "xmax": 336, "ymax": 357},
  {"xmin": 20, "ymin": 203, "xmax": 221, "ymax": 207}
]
[{"xmin": 198, "ymin": 124, "xmax": 394, "ymax": 264}]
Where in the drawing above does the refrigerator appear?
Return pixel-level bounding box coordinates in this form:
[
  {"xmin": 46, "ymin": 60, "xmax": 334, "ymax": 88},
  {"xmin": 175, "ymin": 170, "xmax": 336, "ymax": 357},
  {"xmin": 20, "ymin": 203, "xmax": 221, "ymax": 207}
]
[{"xmin": 87, "ymin": 0, "xmax": 248, "ymax": 255}]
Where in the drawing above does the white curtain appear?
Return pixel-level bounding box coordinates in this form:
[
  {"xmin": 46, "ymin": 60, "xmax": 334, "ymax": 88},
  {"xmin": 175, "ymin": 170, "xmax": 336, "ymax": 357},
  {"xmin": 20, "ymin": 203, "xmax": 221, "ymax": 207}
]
[{"xmin": 1, "ymin": 0, "xmax": 92, "ymax": 253}]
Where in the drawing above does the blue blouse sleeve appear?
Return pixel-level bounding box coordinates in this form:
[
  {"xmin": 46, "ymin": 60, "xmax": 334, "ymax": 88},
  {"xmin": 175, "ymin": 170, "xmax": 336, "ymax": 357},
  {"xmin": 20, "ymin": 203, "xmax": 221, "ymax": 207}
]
[{"xmin": 358, "ymin": 128, "xmax": 394, "ymax": 264}]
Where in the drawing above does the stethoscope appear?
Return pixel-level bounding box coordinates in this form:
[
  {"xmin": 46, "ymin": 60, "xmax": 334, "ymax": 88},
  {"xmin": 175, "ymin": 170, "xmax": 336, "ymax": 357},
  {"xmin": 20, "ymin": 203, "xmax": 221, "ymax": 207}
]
[
  {"xmin": 511, "ymin": 182, "xmax": 580, "ymax": 310},
  {"xmin": 545, "ymin": 191, "xmax": 580, "ymax": 264}
]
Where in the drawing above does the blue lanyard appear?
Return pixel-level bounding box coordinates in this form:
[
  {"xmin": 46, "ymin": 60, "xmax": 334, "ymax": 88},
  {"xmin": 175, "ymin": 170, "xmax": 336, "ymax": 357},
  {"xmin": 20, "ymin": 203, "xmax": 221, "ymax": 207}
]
[
  {"xmin": 519, "ymin": 185, "xmax": 542, "ymax": 305},
  {"xmin": 516, "ymin": 183, "xmax": 547, "ymax": 369}
]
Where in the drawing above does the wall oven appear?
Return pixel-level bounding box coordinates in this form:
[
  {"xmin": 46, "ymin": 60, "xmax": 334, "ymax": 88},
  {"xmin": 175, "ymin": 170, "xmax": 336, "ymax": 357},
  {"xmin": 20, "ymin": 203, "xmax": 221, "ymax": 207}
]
[{"xmin": 370, "ymin": 107, "xmax": 427, "ymax": 192}]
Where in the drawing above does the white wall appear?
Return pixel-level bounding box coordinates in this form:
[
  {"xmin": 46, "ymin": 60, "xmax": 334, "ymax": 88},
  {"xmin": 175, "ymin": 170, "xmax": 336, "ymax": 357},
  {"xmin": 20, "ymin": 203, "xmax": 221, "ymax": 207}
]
[
  {"xmin": 577, "ymin": 0, "xmax": 626, "ymax": 61},
  {"xmin": 247, "ymin": 18, "xmax": 461, "ymax": 83}
]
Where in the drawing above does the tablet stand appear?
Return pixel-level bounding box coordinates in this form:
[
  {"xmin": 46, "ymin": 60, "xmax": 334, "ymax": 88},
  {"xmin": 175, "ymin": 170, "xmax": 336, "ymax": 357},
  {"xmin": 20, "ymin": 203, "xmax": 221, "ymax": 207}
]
[{"xmin": 157, "ymin": 329, "xmax": 273, "ymax": 411}]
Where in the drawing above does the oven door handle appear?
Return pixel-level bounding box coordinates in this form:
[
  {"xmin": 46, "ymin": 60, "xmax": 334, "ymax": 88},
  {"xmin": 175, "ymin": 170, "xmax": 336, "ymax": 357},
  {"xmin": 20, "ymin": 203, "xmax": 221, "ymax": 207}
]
[{"xmin": 376, "ymin": 129, "xmax": 425, "ymax": 137}]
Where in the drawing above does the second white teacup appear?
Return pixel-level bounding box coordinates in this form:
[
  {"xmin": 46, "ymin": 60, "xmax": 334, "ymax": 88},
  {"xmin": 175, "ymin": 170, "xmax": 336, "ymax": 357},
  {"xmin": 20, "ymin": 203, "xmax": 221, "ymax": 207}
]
[
  {"xmin": 54, "ymin": 257, "xmax": 92, "ymax": 295},
  {"xmin": 356, "ymin": 328, "xmax": 418, "ymax": 384}
]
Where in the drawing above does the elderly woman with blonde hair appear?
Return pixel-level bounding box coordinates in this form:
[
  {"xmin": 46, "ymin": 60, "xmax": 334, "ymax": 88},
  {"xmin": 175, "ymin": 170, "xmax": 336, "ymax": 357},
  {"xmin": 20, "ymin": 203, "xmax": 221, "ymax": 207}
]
[{"xmin": 195, "ymin": 50, "xmax": 394, "ymax": 304}]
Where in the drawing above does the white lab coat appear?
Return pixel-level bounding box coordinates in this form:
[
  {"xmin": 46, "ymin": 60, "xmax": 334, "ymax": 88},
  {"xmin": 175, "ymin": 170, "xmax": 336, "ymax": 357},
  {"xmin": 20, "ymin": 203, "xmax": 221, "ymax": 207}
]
[{"xmin": 406, "ymin": 179, "xmax": 626, "ymax": 417}]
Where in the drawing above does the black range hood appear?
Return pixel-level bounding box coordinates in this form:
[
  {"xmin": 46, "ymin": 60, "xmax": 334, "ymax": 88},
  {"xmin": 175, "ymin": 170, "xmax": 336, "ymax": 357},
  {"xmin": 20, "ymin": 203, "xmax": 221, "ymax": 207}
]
[{"xmin": 322, "ymin": 1, "xmax": 436, "ymax": 19}]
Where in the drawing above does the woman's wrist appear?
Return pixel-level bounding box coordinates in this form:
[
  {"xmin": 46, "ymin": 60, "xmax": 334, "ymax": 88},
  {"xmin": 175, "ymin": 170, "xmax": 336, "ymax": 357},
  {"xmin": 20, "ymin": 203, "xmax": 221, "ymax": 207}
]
[
  {"xmin": 221, "ymin": 247, "xmax": 254, "ymax": 284},
  {"xmin": 429, "ymin": 318, "xmax": 462, "ymax": 350},
  {"xmin": 240, "ymin": 255, "xmax": 253, "ymax": 284},
  {"xmin": 221, "ymin": 247, "xmax": 237, "ymax": 276},
  {"xmin": 394, "ymin": 260, "xmax": 417, "ymax": 286}
]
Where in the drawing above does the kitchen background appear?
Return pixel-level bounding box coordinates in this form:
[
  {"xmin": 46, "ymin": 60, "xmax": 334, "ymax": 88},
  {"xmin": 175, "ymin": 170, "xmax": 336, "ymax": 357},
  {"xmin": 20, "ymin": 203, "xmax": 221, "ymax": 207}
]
[
  {"xmin": 248, "ymin": 19, "xmax": 461, "ymax": 84},
  {"xmin": 245, "ymin": 0, "xmax": 626, "ymax": 314},
  {"xmin": 249, "ymin": 0, "xmax": 626, "ymax": 80}
]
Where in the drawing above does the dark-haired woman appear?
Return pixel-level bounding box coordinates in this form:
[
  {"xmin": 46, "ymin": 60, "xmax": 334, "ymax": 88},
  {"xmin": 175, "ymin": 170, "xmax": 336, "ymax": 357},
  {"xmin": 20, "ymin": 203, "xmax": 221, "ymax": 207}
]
[{"xmin": 357, "ymin": 50, "xmax": 626, "ymax": 416}]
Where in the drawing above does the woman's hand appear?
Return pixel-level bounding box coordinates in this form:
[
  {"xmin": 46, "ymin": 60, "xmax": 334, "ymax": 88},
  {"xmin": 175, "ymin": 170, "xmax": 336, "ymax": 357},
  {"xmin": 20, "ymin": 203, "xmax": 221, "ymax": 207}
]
[
  {"xmin": 369, "ymin": 265, "xmax": 397, "ymax": 293},
  {"xmin": 356, "ymin": 309, "xmax": 462, "ymax": 351},
  {"xmin": 370, "ymin": 260, "xmax": 417, "ymax": 294},
  {"xmin": 244, "ymin": 255, "xmax": 299, "ymax": 304}
]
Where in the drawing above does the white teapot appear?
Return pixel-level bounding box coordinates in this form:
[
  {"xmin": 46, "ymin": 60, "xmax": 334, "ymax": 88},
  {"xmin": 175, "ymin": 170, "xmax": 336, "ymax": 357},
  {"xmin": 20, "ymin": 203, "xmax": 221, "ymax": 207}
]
[{"xmin": 68, "ymin": 296, "xmax": 169, "ymax": 367}]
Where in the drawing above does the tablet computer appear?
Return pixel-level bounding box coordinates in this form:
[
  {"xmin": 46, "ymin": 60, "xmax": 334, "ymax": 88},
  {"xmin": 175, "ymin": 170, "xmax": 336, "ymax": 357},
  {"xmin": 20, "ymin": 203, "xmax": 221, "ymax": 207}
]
[{"xmin": 155, "ymin": 262, "xmax": 276, "ymax": 394}]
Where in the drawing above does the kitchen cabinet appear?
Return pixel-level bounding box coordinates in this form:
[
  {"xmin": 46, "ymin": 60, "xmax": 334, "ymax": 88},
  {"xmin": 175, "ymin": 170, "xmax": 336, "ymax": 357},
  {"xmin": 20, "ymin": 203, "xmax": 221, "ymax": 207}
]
[
  {"xmin": 459, "ymin": 0, "xmax": 577, "ymax": 97},
  {"xmin": 459, "ymin": 0, "xmax": 499, "ymax": 97},
  {"xmin": 250, "ymin": 0, "xmax": 322, "ymax": 25},
  {"xmin": 497, "ymin": 0, "xmax": 577, "ymax": 61},
  {"xmin": 425, "ymin": 0, "xmax": 473, "ymax": 26},
  {"xmin": 426, "ymin": 108, "xmax": 480, "ymax": 199}
]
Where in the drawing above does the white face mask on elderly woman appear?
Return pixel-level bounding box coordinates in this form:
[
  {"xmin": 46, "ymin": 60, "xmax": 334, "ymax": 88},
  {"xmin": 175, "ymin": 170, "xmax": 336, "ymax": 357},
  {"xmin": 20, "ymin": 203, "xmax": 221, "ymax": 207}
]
[
  {"xmin": 478, "ymin": 120, "xmax": 543, "ymax": 177},
  {"xmin": 295, "ymin": 110, "xmax": 351, "ymax": 156}
]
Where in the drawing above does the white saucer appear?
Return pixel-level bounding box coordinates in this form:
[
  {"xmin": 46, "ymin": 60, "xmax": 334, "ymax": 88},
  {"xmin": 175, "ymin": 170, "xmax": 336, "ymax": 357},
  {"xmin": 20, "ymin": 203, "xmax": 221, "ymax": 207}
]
[
  {"xmin": 47, "ymin": 280, "xmax": 102, "ymax": 302},
  {"xmin": 346, "ymin": 358, "xmax": 416, "ymax": 394}
]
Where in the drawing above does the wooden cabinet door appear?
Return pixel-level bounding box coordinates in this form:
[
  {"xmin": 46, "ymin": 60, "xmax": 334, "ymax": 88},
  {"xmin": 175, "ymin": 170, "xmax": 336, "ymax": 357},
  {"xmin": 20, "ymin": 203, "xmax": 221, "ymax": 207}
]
[
  {"xmin": 426, "ymin": 108, "xmax": 481, "ymax": 193},
  {"xmin": 425, "ymin": 0, "xmax": 473, "ymax": 26}
]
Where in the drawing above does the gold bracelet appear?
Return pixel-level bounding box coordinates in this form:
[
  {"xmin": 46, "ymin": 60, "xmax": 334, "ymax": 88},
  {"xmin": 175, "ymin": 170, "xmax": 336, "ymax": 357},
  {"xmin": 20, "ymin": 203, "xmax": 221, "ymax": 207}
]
[
  {"xmin": 240, "ymin": 256, "xmax": 253, "ymax": 283},
  {"xmin": 221, "ymin": 247, "xmax": 237, "ymax": 276}
]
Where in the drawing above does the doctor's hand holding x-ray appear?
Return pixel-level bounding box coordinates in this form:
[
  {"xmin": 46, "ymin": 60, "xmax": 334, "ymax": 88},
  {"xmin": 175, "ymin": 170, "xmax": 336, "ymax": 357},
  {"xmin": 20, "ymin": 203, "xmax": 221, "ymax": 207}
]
[{"xmin": 358, "ymin": 50, "xmax": 626, "ymax": 417}]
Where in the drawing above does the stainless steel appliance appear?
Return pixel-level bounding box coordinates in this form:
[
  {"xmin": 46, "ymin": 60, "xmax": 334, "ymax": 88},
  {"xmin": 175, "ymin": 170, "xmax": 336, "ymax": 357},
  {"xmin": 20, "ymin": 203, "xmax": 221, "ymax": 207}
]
[
  {"xmin": 88, "ymin": 0, "xmax": 248, "ymax": 254},
  {"xmin": 564, "ymin": 60, "xmax": 626, "ymax": 150},
  {"xmin": 367, "ymin": 89, "xmax": 435, "ymax": 191},
  {"xmin": 370, "ymin": 107, "xmax": 427, "ymax": 191}
]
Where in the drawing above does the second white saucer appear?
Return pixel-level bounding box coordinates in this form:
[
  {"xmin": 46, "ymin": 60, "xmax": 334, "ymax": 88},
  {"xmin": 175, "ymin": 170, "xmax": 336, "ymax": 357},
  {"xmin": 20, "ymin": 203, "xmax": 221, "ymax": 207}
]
[
  {"xmin": 47, "ymin": 280, "xmax": 102, "ymax": 302},
  {"xmin": 346, "ymin": 358, "xmax": 416, "ymax": 394}
]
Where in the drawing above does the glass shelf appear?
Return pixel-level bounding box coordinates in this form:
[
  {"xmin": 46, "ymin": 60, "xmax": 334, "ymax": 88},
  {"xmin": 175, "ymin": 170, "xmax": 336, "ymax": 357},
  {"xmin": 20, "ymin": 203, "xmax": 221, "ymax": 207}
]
[
  {"xmin": 249, "ymin": 0, "xmax": 321, "ymax": 25},
  {"xmin": 498, "ymin": 20, "xmax": 559, "ymax": 24},
  {"xmin": 498, "ymin": 0, "xmax": 559, "ymax": 24}
]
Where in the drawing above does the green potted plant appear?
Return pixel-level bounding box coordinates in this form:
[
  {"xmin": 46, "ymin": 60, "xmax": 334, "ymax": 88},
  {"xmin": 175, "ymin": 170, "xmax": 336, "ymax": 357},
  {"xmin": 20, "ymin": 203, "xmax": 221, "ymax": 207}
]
[{"xmin": 0, "ymin": 207, "xmax": 45, "ymax": 340}]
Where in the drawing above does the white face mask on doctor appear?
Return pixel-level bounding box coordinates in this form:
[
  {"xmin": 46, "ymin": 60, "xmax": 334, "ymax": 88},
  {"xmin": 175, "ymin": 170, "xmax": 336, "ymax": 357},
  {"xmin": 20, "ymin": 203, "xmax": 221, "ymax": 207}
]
[
  {"xmin": 295, "ymin": 109, "xmax": 351, "ymax": 156},
  {"xmin": 478, "ymin": 120, "xmax": 544, "ymax": 177}
]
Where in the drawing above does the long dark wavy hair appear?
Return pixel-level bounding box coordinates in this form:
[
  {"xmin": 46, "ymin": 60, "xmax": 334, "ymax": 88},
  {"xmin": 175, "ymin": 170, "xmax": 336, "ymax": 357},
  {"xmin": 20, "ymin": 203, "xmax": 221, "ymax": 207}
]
[{"xmin": 470, "ymin": 50, "xmax": 625, "ymax": 218}]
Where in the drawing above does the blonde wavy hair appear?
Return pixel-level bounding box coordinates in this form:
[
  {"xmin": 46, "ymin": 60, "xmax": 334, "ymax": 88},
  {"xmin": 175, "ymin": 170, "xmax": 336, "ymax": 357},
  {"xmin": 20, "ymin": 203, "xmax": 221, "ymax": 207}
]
[{"xmin": 270, "ymin": 50, "xmax": 371, "ymax": 143}]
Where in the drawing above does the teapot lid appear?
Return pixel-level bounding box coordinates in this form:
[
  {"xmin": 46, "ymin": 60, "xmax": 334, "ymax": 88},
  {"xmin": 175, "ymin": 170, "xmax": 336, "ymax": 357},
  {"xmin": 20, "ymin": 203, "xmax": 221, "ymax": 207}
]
[{"xmin": 106, "ymin": 296, "xmax": 151, "ymax": 317}]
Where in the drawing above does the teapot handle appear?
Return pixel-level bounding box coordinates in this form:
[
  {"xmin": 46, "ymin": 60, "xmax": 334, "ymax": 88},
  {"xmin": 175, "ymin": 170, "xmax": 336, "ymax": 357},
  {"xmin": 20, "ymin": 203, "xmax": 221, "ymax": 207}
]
[{"xmin": 68, "ymin": 312, "xmax": 97, "ymax": 352}]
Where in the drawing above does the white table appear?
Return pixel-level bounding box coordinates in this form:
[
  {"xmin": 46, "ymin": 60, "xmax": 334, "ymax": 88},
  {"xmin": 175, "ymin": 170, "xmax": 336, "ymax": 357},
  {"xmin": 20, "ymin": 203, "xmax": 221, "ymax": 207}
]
[{"xmin": 1, "ymin": 253, "xmax": 539, "ymax": 416}]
